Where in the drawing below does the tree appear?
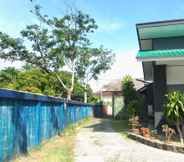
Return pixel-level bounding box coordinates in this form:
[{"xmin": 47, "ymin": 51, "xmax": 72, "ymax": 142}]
[
  {"xmin": 0, "ymin": 6, "xmax": 111, "ymax": 101},
  {"xmin": 51, "ymin": 10, "xmax": 98, "ymax": 100},
  {"xmin": 122, "ymin": 75, "xmax": 143, "ymax": 117},
  {"xmin": 22, "ymin": 63, "xmax": 34, "ymax": 71},
  {"xmin": 122, "ymin": 75, "xmax": 137, "ymax": 106},
  {"xmin": 0, "ymin": 67, "xmax": 95, "ymax": 101},
  {"xmin": 164, "ymin": 91, "xmax": 184, "ymax": 144},
  {"xmin": 0, "ymin": 67, "xmax": 18, "ymax": 83},
  {"xmin": 76, "ymin": 47, "xmax": 114, "ymax": 103},
  {"xmin": 0, "ymin": 67, "xmax": 19, "ymax": 89}
]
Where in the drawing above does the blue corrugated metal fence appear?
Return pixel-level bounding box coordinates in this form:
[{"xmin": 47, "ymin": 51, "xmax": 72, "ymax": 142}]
[{"xmin": 0, "ymin": 89, "xmax": 93, "ymax": 162}]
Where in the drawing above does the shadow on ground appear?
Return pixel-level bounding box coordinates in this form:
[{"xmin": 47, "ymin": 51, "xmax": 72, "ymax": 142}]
[{"xmin": 83, "ymin": 118, "xmax": 129, "ymax": 134}]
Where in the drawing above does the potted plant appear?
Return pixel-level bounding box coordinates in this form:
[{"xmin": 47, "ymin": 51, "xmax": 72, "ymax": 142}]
[
  {"xmin": 129, "ymin": 116, "xmax": 140, "ymax": 134},
  {"xmin": 164, "ymin": 91, "xmax": 184, "ymax": 144},
  {"xmin": 140, "ymin": 127, "xmax": 150, "ymax": 138}
]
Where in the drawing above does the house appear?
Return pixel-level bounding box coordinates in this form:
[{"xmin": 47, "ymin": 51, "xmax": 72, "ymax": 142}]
[
  {"xmin": 97, "ymin": 79, "xmax": 144, "ymax": 118},
  {"xmin": 136, "ymin": 19, "xmax": 184, "ymax": 127}
]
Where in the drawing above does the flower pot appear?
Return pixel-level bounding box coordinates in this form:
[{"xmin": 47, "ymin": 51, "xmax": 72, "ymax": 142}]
[{"xmin": 140, "ymin": 127, "xmax": 150, "ymax": 138}]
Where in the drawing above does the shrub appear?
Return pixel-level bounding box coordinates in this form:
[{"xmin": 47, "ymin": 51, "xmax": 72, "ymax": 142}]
[
  {"xmin": 122, "ymin": 75, "xmax": 144, "ymax": 118},
  {"xmin": 127, "ymin": 100, "xmax": 138, "ymax": 117},
  {"xmin": 164, "ymin": 91, "xmax": 184, "ymax": 144},
  {"xmin": 122, "ymin": 75, "xmax": 137, "ymax": 106}
]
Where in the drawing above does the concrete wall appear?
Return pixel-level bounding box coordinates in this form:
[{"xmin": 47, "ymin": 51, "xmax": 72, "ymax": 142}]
[{"xmin": 167, "ymin": 66, "xmax": 184, "ymax": 85}]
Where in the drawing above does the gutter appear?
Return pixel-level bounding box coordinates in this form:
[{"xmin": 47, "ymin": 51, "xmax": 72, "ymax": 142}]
[{"xmin": 137, "ymin": 56, "xmax": 184, "ymax": 62}]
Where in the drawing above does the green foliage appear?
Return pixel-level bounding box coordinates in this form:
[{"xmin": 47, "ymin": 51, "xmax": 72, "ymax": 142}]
[
  {"xmin": 0, "ymin": 67, "xmax": 19, "ymax": 86},
  {"xmin": 76, "ymin": 47, "xmax": 114, "ymax": 82},
  {"xmin": 122, "ymin": 75, "xmax": 144, "ymax": 117},
  {"xmin": 122, "ymin": 75, "xmax": 137, "ymax": 106},
  {"xmin": 164, "ymin": 91, "xmax": 184, "ymax": 122},
  {"xmin": 76, "ymin": 47, "xmax": 114, "ymax": 102},
  {"xmin": 127, "ymin": 100, "xmax": 139, "ymax": 117},
  {"xmin": 164, "ymin": 91, "xmax": 184, "ymax": 144},
  {"xmin": 0, "ymin": 5, "xmax": 114, "ymax": 100},
  {"xmin": 0, "ymin": 67, "xmax": 95, "ymax": 102}
]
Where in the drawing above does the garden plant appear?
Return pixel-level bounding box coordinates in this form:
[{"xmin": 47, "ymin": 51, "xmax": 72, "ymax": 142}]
[{"xmin": 164, "ymin": 91, "xmax": 184, "ymax": 144}]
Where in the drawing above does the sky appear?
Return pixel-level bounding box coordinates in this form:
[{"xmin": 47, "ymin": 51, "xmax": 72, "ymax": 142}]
[{"xmin": 0, "ymin": 0, "xmax": 184, "ymax": 91}]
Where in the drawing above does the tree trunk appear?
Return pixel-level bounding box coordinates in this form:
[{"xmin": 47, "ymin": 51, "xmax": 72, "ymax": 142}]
[
  {"xmin": 84, "ymin": 91, "xmax": 87, "ymax": 103},
  {"xmin": 84, "ymin": 83, "xmax": 87, "ymax": 103},
  {"xmin": 67, "ymin": 63, "xmax": 75, "ymax": 101},
  {"xmin": 176, "ymin": 121, "xmax": 183, "ymax": 144},
  {"xmin": 67, "ymin": 90, "xmax": 72, "ymax": 100}
]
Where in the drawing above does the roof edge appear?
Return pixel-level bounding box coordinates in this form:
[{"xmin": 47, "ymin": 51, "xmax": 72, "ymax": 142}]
[{"xmin": 136, "ymin": 19, "xmax": 184, "ymax": 28}]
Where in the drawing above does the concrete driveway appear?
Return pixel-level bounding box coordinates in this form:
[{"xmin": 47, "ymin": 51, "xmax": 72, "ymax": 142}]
[{"xmin": 74, "ymin": 118, "xmax": 184, "ymax": 162}]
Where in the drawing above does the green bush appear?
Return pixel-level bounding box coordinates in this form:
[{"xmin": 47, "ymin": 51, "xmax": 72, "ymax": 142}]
[
  {"xmin": 127, "ymin": 100, "xmax": 139, "ymax": 117},
  {"xmin": 164, "ymin": 91, "xmax": 184, "ymax": 144},
  {"xmin": 0, "ymin": 67, "xmax": 96, "ymax": 102},
  {"xmin": 122, "ymin": 75, "xmax": 144, "ymax": 117},
  {"xmin": 122, "ymin": 75, "xmax": 137, "ymax": 106}
]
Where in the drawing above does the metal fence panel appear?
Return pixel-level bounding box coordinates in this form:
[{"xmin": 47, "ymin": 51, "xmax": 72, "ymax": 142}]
[{"xmin": 0, "ymin": 89, "xmax": 93, "ymax": 162}]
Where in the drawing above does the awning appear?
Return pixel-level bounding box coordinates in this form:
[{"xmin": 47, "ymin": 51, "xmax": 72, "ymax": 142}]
[{"xmin": 137, "ymin": 49, "xmax": 184, "ymax": 61}]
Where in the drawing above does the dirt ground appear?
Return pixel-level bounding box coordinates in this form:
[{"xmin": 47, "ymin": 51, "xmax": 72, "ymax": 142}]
[{"xmin": 74, "ymin": 118, "xmax": 184, "ymax": 162}]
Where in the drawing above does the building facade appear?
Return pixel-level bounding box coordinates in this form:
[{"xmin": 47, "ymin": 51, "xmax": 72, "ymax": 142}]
[
  {"xmin": 136, "ymin": 19, "xmax": 184, "ymax": 127},
  {"xmin": 98, "ymin": 79, "xmax": 144, "ymax": 119}
]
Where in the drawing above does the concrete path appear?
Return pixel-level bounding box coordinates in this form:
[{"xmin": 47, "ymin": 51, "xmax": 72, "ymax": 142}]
[{"xmin": 74, "ymin": 118, "xmax": 184, "ymax": 162}]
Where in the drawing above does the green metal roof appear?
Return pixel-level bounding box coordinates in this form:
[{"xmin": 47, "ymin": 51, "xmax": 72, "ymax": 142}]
[{"xmin": 137, "ymin": 49, "xmax": 184, "ymax": 59}]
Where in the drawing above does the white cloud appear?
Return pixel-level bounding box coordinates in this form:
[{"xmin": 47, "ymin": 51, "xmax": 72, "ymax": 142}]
[
  {"xmin": 89, "ymin": 49, "xmax": 143, "ymax": 92},
  {"xmin": 97, "ymin": 21, "xmax": 123, "ymax": 32}
]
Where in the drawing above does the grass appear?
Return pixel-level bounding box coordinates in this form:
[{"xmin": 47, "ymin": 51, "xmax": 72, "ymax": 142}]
[
  {"xmin": 111, "ymin": 119, "xmax": 130, "ymax": 138},
  {"xmin": 13, "ymin": 117, "xmax": 92, "ymax": 162}
]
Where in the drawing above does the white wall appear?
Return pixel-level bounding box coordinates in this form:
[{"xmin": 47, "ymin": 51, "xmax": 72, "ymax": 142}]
[
  {"xmin": 167, "ymin": 66, "xmax": 184, "ymax": 85},
  {"xmin": 102, "ymin": 96, "xmax": 112, "ymax": 105},
  {"xmin": 157, "ymin": 60, "xmax": 184, "ymax": 65},
  {"xmin": 101, "ymin": 96, "xmax": 112, "ymax": 115},
  {"xmin": 156, "ymin": 60, "xmax": 184, "ymax": 85}
]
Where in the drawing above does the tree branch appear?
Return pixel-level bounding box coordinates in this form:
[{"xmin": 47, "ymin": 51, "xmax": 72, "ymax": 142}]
[
  {"xmin": 70, "ymin": 60, "xmax": 75, "ymax": 92},
  {"xmin": 55, "ymin": 73, "xmax": 69, "ymax": 91}
]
